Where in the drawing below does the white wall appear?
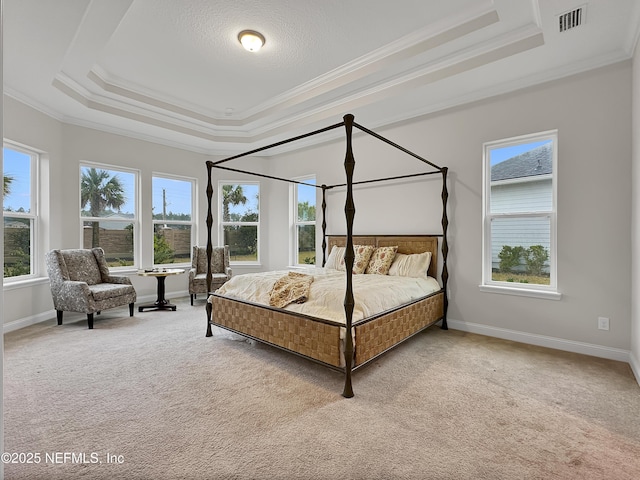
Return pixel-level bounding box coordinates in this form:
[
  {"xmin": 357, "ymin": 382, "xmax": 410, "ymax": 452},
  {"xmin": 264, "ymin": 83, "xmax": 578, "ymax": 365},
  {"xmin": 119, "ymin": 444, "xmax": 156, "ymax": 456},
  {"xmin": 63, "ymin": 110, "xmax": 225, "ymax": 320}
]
[
  {"xmin": 3, "ymin": 97, "xmax": 64, "ymax": 327},
  {"xmin": 631, "ymin": 36, "xmax": 640, "ymax": 381},
  {"xmin": 3, "ymin": 61, "xmax": 637, "ymax": 368},
  {"xmin": 271, "ymin": 61, "xmax": 633, "ymax": 358},
  {"xmin": 2, "ymin": 94, "xmax": 281, "ymax": 328},
  {"xmin": 2, "ymin": 96, "xmax": 216, "ymax": 327}
]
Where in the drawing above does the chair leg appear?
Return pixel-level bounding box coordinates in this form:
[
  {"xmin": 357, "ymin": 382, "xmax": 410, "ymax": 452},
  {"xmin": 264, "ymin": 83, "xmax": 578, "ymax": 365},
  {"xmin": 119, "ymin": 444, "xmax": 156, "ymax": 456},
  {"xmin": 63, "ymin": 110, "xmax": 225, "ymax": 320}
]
[
  {"xmin": 191, "ymin": 294, "xmax": 194, "ymax": 306},
  {"xmin": 87, "ymin": 313, "xmax": 94, "ymax": 330},
  {"xmin": 56, "ymin": 310, "xmax": 63, "ymax": 325},
  {"xmin": 129, "ymin": 303, "xmax": 134, "ymax": 316}
]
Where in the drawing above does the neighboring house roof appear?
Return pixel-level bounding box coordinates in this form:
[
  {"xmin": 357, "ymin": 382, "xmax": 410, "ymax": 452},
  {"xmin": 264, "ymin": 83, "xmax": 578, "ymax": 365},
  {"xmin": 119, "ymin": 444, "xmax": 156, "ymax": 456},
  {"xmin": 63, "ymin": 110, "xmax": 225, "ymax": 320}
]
[
  {"xmin": 4, "ymin": 220, "xmax": 29, "ymax": 229},
  {"xmin": 491, "ymin": 143, "xmax": 552, "ymax": 181}
]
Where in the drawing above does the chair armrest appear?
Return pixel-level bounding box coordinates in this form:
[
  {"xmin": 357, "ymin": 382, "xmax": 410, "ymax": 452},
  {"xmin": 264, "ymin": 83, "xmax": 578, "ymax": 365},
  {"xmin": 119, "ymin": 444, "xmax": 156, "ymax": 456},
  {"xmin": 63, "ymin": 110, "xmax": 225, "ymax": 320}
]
[
  {"xmin": 225, "ymin": 267, "xmax": 232, "ymax": 278},
  {"xmin": 188, "ymin": 268, "xmax": 197, "ymax": 281},
  {"xmin": 104, "ymin": 275, "xmax": 133, "ymax": 285},
  {"xmin": 55, "ymin": 281, "xmax": 96, "ymax": 312}
]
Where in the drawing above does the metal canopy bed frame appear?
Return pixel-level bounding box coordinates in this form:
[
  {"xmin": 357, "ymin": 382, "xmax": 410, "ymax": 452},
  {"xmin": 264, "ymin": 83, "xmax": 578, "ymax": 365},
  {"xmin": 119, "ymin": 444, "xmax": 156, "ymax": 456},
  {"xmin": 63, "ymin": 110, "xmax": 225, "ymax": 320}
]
[{"xmin": 204, "ymin": 114, "xmax": 449, "ymax": 398}]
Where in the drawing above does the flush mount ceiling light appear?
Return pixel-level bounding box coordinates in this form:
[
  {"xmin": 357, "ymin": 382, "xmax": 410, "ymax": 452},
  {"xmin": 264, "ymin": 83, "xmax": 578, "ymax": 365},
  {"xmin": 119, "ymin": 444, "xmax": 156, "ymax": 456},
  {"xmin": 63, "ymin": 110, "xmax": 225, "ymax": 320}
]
[{"xmin": 238, "ymin": 30, "xmax": 265, "ymax": 52}]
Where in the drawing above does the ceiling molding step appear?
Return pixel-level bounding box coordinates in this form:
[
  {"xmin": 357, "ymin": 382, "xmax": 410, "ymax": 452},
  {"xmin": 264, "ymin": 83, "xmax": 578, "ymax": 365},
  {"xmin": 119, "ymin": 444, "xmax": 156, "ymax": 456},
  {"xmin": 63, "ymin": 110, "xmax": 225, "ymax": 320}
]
[
  {"xmin": 373, "ymin": 55, "xmax": 631, "ymax": 133},
  {"xmin": 53, "ymin": 72, "xmax": 252, "ymax": 137},
  {"xmin": 70, "ymin": 3, "xmax": 500, "ymax": 129},
  {"xmin": 238, "ymin": 8, "xmax": 501, "ymax": 122},
  {"xmin": 45, "ymin": 45, "xmax": 631, "ymax": 160},
  {"xmin": 59, "ymin": 0, "xmax": 133, "ymax": 80},
  {"xmin": 623, "ymin": 0, "xmax": 640, "ymax": 56},
  {"xmin": 232, "ymin": 28, "xmax": 547, "ymax": 142},
  {"xmin": 87, "ymin": 68, "xmax": 243, "ymax": 127},
  {"xmin": 3, "ymin": 88, "xmax": 66, "ymax": 123},
  {"xmin": 530, "ymin": 0, "xmax": 543, "ymax": 28},
  {"xmin": 49, "ymin": 22, "xmax": 547, "ymax": 154}
]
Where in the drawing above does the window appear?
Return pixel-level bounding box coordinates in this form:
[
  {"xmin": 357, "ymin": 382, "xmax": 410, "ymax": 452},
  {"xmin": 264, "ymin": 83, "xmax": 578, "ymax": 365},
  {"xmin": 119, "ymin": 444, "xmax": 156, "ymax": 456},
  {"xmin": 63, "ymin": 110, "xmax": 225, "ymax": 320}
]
[
  {"xmin": 152, "ymin": 175, "xmax": 194, "ymax": 266},
  {"xmin": 292, "ymin": 176, "xmax": 316, "ymax": 265},
  {"xmin": 80, "ymin": 164, "xmax": 138, "ymax": 268},
  {"xmin": 3, "ymin": 144, "xmax": 38, "ymax": 279},
  {"xmin": 481, "ymin": 131, "xmax": 559, "ymax": 299},
  {"xmin": 220, "ymin": 182, "xmax": 260, "ymax": 263}
]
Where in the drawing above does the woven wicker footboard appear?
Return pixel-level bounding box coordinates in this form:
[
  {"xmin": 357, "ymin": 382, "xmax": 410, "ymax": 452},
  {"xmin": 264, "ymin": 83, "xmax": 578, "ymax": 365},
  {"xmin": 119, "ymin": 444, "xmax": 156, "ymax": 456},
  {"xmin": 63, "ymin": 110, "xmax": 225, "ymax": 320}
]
[
  {"xmin": 208, "ymin": 289, "xmax": 444, "ymax": 370},
  {"xmin": 354, "ymin": 290, "xmax": 444, "ymax": 366},
  {"xmin": 209, "ymin": 294, "xmax": 343, "ymax": 367}
]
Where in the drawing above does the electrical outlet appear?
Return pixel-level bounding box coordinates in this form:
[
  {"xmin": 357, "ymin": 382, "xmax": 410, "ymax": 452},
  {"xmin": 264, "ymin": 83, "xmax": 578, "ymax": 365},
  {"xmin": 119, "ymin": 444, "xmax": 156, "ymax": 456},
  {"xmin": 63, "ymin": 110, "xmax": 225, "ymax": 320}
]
[{"xmin": 598, "ymin": 317, "xmax": 610, "ymax": 331}]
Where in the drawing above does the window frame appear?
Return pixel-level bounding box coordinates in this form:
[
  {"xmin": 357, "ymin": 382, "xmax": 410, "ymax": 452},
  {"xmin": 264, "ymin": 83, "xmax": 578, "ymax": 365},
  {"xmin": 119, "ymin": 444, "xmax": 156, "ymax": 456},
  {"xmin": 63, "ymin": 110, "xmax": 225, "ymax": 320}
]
[
  {"xmin": 3, "ymin": 142, "xmax": 39, "ymax": 282},
  {"xmin": 218, "ymin": 181, "xmax": 260, "ymax": 265},
  {"xmin": 291, "ymin": 175, "xmax": 317, "ymax": 267},
  {"xmin": 152, "ymin": 173, "xmax": 196, "ymax": 267},
  {"xmin": 480, "ymin": 130, "xmax": 561, "ymax": 300},
  {"xmin": 79, "ymin": 162, "xmax": 140, "ymax": 271}
]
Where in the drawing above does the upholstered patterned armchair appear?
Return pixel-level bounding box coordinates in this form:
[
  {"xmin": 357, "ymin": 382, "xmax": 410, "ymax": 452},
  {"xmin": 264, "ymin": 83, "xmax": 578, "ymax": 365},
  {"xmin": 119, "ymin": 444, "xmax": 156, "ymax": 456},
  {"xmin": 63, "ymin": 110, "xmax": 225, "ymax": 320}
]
[
  {"xmin": 188, "ymin": 245, "xmax": 232, "ymax": 305},
  {"xmin": 45, "ymin": 248, "xmax": 137, "ymax": 329}
]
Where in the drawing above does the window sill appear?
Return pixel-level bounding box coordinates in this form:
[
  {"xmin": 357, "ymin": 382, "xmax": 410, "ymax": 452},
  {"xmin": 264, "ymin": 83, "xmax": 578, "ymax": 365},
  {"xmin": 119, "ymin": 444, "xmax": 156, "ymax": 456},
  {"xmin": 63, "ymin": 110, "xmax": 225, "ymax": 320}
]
[
  {"xmin": 479, "ymin": 284, "xmax": 562, "ymax": 301},
  {"xmin": 3, "ymin": 276, "xmax": 50, "ymax": 291}
]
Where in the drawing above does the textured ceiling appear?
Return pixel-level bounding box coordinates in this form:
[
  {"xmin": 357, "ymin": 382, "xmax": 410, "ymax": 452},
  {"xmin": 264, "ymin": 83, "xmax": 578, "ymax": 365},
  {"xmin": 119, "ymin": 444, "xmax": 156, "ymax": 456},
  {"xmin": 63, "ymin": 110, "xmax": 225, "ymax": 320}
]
[{"xmin": 4, "ymin": 0, "xmax": 640, "ymax": 155}]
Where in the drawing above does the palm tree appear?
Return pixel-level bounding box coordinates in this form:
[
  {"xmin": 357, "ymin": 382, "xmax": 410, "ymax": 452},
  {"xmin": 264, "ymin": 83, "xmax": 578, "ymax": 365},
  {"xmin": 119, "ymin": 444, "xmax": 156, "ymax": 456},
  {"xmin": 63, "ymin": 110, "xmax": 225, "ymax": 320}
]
[
  {"xmin": 80, "ymin": 168, "xmax": 126, "ymax": 247},
  {"xmin": 222, "ymin": 184, "xmax": 247, "ymax": 221},
  {"xmin": 3, "ymin": 174, "xmax": 14, "ymax": 198}
]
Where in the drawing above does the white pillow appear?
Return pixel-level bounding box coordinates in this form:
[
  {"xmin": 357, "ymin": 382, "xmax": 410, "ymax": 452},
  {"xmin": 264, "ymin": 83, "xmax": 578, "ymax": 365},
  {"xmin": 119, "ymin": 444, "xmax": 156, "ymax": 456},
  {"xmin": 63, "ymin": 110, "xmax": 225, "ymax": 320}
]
[
  {"xmin": 325, "ymin": 245, "xmax": 346, "ymax": 270},
  {"xmin": 388, "ymin": 251, "xmax": 432, "ymax": 278}
]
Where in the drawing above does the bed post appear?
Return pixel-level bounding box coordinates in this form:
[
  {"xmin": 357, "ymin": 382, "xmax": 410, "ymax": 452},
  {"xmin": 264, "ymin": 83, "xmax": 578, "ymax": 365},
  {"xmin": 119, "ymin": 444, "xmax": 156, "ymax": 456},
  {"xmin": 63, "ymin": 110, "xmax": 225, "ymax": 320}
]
[
  {"xmin": 441, "ymin": 167, "xmax": 449, "ymax": 330},
  {"xmin": 205, "ymin": 161, "xmax": 214, "ymax": 337},
  {"xmin": 321, "ymin": 184, "xmax": 328, "ymax": 267},
  {"xmin": 342, "ymin": 114, "xmax": 356, "ymax": 398}
]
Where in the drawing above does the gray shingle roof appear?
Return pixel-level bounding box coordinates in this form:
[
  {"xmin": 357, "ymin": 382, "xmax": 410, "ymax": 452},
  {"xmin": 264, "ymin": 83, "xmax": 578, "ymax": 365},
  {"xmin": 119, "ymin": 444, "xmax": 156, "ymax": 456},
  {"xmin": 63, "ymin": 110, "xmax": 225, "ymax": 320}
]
[{"xmin": 491, "ymin": 143, "xmax": 552, "ymax": 181}]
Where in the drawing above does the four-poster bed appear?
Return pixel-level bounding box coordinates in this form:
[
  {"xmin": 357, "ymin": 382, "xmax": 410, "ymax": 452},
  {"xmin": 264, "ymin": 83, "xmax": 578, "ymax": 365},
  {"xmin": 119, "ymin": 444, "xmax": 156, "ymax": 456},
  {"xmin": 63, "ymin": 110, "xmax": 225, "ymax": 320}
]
[{"xmin": 205, "ymin": 114, "xmax": 449, "ymax": 397}]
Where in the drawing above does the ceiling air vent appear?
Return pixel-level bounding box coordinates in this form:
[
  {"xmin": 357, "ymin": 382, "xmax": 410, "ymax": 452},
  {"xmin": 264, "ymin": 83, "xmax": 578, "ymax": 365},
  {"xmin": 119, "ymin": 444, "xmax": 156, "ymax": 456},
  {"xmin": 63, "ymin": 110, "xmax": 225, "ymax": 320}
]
[{"xmin": 558, "ymin": 6, "xmax": 586, "ymax": 33}]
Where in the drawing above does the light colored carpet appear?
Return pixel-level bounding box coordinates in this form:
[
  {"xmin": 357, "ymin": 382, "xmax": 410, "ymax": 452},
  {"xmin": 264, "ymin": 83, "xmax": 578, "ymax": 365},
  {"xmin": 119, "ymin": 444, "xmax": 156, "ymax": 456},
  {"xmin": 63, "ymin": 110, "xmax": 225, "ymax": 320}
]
[{"xmin": 4, "ymin": 297, "xmax": 640, "ymax": 479}]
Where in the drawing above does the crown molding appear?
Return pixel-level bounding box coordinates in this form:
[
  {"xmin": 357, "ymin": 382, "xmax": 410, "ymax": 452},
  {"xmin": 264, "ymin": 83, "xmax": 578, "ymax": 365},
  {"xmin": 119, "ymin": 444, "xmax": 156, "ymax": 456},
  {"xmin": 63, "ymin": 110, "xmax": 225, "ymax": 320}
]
[{"xmin": 63, "ymin": 3, "xmax": 499, "ymax": 131}]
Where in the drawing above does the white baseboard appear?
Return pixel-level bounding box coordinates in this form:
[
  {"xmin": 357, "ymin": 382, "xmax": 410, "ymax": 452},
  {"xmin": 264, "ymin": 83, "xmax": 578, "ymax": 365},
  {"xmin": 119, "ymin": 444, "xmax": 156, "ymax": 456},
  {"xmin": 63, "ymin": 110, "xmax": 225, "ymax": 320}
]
[
  {"xmin": 3, "ymin": 311, "xmax": 55, "ymax": 333},
  {"xmin": 3, "ymin": 289, "xmax": 190, "ymax": 333},
  {"xmin": 447, "ymin": 318, "xmax": 631, "ymax": 363},
  {"xmin": 630, "ymin": 351, "xmax": 640, "ymax": 385}
]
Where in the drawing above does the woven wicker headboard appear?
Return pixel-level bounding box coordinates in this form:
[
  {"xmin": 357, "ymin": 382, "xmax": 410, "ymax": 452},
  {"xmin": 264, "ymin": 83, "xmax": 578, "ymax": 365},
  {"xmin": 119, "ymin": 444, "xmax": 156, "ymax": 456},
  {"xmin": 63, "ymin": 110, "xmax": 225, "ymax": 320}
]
[{"xmin": 326, "ymin": 235, "xmax": 439, "ymax": 279}]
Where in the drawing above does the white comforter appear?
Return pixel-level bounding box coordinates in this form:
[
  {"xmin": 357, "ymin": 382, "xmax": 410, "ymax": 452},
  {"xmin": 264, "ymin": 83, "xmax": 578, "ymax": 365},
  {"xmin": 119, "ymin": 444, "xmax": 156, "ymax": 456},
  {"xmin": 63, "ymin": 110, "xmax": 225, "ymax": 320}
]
[{"xmin": 214, "ymin": 268, "xmax": 441, "ymax": 325}]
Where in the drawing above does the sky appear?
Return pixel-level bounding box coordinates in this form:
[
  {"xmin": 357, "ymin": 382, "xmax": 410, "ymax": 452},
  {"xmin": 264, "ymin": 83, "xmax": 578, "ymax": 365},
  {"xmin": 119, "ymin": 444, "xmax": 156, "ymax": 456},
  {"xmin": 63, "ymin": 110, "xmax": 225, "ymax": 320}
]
[
  {"xmin": 8, "ymin": 142, "xmax": 544, "ymax": 216},
  {"xmin": 225, "ymin": 183, "xmax": 260, "ymax": 216},
  {"xmin": 489, "ymin": 139, "xmax": 551, "ymax": 166},
  {"xmin": 225, "ymin": 179, "xmax": 317, "ymax": 217},
  {"xmin": 3, "ymin": 151, "xmax": 317, "ymax": 217},
  {"xmin": 297, "ymin": 178, "xmax": 316, "ymax": 206},
  {"xmin": 152, "ymin": 176, "xmax": 192, "ymax": 218},
  {"xmin": 3, "ymin": 147, "xmax": 31, "ymax": 212},
  {"xmin": 80, "ymin": 166, "xmax": 137, "ymax": 216}
]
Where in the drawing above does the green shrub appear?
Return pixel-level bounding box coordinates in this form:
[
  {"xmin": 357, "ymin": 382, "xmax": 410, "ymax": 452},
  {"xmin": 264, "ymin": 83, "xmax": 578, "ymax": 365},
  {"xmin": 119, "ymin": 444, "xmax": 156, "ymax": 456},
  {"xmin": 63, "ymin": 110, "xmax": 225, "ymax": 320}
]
[
  {"xmin": 154, "ymin": 233, "xmax": 175, "ymax": 264},
  {"xmin": 498, "ymin": 244, "xmax": 549, "ymax": 276},
  {"xmin": 525, "ymin": 245, "xmax": 548, "ymax": 276},
  {"xmin": 498, "ymin": 245, "xmax": 525, "ymax": 273}
]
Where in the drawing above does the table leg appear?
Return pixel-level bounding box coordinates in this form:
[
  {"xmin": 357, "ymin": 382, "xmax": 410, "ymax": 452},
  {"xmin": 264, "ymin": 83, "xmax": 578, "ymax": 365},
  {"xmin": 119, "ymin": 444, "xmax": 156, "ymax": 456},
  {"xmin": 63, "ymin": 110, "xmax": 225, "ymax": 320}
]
[{"xmin": 138, "ymin": 275, "xmax": 178, "ymax": 312}]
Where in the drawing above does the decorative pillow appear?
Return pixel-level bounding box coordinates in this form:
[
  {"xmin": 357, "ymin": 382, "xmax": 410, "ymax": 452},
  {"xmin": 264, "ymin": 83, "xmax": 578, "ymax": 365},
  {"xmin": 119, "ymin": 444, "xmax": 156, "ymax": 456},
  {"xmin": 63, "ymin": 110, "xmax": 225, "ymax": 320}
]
[
  {"xmin": 339, "ymin": 244, "xmax": 375, "ymax": 274},
  {"xmin": 388, "ymin": 251, "xmax": 432, "ymax": 278},
  {"xmin": 325, "ymin": 245, "xmax": 346, "ymax": 270},
  {"xmin": 365, "ymin": 246, "xmax": 398, "ymax": 275}
]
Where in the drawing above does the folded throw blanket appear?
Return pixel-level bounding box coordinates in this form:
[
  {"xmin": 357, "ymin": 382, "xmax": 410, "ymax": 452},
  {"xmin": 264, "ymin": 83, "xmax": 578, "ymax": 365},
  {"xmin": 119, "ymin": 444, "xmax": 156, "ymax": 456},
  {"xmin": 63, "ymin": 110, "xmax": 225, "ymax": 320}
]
[{"xmin": 269, "ymin": 272, "xmax": 314, "ymax": 308}]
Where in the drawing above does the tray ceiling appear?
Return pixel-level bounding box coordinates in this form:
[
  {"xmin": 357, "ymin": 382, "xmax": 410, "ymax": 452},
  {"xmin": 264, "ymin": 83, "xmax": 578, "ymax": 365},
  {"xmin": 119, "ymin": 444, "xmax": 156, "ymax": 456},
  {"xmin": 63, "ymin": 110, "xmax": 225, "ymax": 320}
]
[{"xmin": 4, "ymin": 0, "xmax": 640, "ymax": 155}]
